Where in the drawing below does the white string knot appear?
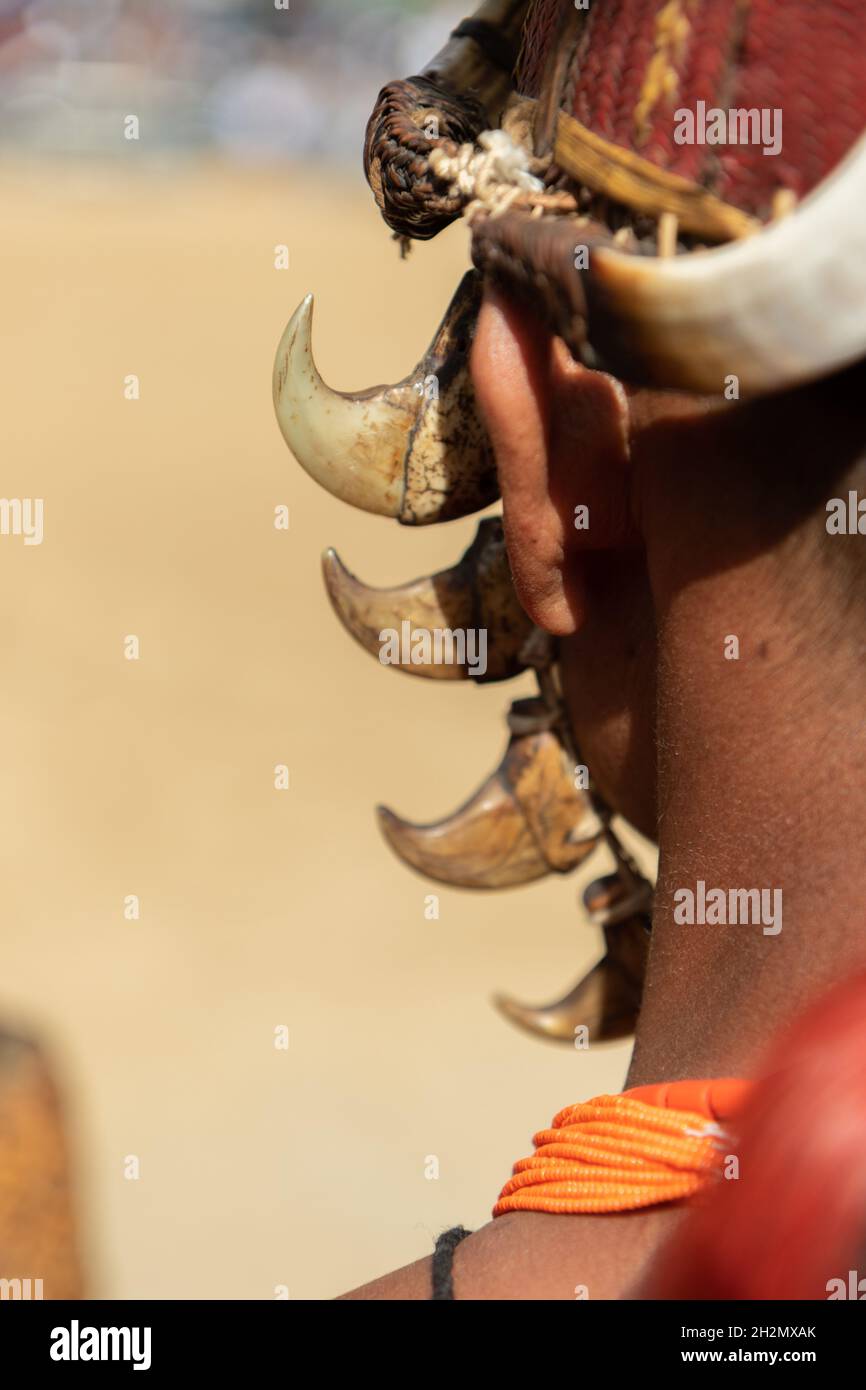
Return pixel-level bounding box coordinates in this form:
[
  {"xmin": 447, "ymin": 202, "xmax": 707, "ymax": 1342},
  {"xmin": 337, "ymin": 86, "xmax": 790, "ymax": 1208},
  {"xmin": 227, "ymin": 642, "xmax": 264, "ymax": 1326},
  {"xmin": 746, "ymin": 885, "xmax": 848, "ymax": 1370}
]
[{"xmin": 429, "ymin": 128, "xmax": 546, "ymax": 220}]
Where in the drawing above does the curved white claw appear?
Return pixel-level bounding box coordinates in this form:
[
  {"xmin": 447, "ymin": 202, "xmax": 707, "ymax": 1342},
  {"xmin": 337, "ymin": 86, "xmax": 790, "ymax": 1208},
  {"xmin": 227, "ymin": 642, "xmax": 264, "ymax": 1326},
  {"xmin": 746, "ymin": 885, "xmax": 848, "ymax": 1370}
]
[{"xmin": 272, "ymin": 272, "xmax": 498, "ymax": 525}]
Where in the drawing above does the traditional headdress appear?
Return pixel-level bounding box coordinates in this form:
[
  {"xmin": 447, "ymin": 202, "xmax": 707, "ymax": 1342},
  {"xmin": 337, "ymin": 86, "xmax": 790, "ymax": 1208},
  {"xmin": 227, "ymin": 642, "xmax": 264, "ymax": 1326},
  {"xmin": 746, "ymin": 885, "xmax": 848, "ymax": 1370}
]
[{"xmin": 272, "ymin": 0, "xmax": 866, "ymax": 1040}]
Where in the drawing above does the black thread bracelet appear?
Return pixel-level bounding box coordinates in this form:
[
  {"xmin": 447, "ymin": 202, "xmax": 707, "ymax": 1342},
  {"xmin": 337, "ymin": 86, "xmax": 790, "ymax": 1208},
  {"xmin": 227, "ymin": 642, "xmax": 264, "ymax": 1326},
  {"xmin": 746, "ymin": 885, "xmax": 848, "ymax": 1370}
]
[{"xmin": 431, "ymin": 1225, "xmax": 473, "ymax": 1300}]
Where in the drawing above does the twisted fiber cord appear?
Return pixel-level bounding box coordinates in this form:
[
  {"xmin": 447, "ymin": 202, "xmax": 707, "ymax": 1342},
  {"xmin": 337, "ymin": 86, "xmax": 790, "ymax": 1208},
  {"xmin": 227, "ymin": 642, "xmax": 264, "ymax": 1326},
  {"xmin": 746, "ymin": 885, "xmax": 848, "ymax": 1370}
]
[
  {"xmin": 611, "ymin": 1, "xmax": 671, "ymax": 151},
  {"xmin": 431, "ymin": 1225, "xmax": 473, "ymax": 1300},
  {"xmin": 576, "ymin": 0, "xmax": 628, "ymax": 137},
  {"xmin": 615, "ymin": 0, "xmax": 681, "ymax": 145},
  {"xmin": 717, "ymin": 0, "xmax": 795, "ymax": 211},
  {"xmin": 516, "ymin": 0, "xmax": 568, "ymax": 98},
  {"xmin": 582, "ymin": 0, "xmax": 741, "ymax": 169},
  {"xmin": 493, "ymin": 1079, "xmax": 750, "ymax": 1216},
  {"xmin": 718, "ymin": 0, "xmax": 866, "ymax": 216},
  {"xmin": 640, "ymin": 0, "xmax": 742, "ymax": 177},
  {"xmin": 667, "ymin": 0, "xmax": 742, "ymax": 181}
]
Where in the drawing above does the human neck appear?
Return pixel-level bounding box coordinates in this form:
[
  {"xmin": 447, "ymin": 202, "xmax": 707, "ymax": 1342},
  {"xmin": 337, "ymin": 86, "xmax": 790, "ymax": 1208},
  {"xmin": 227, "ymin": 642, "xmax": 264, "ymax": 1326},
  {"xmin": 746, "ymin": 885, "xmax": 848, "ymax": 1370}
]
[{"xmin": 627, "ymin": 404, "xmax": 866, "ymax": 1085}]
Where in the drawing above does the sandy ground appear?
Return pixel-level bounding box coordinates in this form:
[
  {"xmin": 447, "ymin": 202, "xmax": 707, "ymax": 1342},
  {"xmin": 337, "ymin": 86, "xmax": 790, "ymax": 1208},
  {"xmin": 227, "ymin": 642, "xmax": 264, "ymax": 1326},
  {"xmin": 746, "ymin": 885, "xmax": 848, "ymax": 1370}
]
[{"xmin": 0, "ymin": 159, "xmax": 654, "ymax": 1299}]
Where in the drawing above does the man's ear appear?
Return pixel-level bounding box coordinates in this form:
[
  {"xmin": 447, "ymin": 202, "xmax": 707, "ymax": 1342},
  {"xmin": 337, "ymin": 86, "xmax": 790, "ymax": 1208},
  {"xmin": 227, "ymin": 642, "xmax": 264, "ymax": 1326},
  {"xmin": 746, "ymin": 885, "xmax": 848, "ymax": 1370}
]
[{"xmin": 471, "ymin": 286, "xmax": 587, "ymax": 636}]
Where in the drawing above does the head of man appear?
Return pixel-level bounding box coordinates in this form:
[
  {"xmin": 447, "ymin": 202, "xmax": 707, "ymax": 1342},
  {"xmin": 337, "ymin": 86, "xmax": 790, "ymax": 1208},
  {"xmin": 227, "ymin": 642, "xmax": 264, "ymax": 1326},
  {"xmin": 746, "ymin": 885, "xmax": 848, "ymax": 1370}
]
[
  {"xmin": 471, "ymin": 287, "xmax": 866, "ymax": 847},
  {"xmin": 278, "ymin": 0, "xmax": 866, "ymax": 1298}
]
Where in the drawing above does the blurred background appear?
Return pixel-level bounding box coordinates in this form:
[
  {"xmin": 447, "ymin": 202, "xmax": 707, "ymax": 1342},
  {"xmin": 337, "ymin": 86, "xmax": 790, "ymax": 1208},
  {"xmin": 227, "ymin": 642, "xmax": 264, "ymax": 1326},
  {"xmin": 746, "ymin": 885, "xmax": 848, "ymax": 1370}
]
[
  {"xmin": 0, "ymin": 0, "xmax": 469, "ymax": 163},
  {"xmin": 0, "ymin": 0, "xmax": 653, "ymax": 1299}
]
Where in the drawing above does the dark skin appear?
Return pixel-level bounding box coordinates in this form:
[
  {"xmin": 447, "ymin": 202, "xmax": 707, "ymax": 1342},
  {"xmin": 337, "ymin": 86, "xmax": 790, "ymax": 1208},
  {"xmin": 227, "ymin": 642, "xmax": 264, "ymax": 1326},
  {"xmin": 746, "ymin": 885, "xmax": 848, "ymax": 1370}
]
[{"xmin": 341, "ymin": 288, "xmax": 866, "ymax": 1299}]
